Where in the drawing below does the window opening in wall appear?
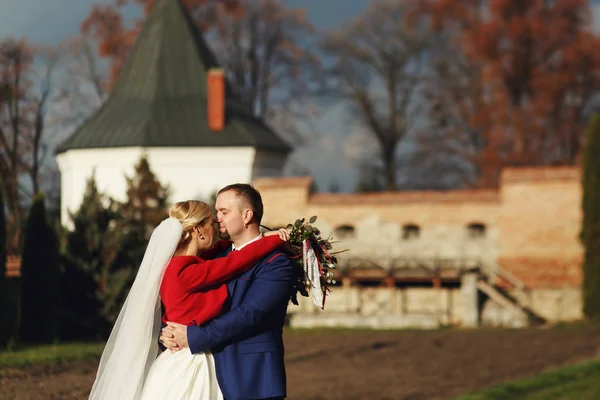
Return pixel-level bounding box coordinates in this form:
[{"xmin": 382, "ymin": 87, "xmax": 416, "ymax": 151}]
[
  {"xmin": 467, "ymin": 223, "xmax": 486, "ymax": 239},
  {"xmin": 334, "ymin": 225, "xmax": 356, "ymax": 240},
  {"xmin": 402, "ymin": 224, "xmax": 420, "ymax": 240}
]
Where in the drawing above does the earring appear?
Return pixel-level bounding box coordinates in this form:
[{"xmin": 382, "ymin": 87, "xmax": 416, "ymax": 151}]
[{"xmin": 200, "ymin": 235, "xmax": 205, "ymax": 240}]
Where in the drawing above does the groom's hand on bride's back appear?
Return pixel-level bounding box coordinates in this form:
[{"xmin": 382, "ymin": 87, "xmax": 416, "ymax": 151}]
[{"xmin": 160, "ymin": 322, "xmax": 188, "ymax": 352}]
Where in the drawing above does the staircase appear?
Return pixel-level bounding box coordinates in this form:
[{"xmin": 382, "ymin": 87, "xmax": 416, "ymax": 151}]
[{"xmin": 477, "ymin": 269, "xmax": 546, "ymax": 328}]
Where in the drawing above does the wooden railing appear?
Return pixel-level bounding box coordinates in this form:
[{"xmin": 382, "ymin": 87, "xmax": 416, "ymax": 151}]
[{"xmin": 494, "ymin": 267, "xmax": 526, "ymax": 290}]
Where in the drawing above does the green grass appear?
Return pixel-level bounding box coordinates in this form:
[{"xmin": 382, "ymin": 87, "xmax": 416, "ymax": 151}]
[
  {"xmin": 457, "ymin": 358, "xmax": 600, "ymax": 400},
  {"xmin": 0, "ymin": 342, "xmax": 104, "ymax": 369}
]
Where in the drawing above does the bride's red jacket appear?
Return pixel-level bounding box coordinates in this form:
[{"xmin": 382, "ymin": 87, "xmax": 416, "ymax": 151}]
[{"xmin": 160, "ymin": 235, "xmax": 283, "ymax": 326}]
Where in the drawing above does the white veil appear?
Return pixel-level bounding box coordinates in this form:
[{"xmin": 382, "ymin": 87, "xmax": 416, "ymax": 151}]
[{"xmin": 89, "ymin": 217, "xmax": 183, "ymax": 400}]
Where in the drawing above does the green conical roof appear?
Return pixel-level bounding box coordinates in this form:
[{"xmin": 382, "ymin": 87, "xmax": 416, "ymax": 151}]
[{"xmin": 57, "ymin": 0, "xmax": 291, "ymax": 154}]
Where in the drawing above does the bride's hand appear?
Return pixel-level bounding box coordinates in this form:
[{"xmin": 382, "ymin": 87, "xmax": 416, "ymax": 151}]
[
  {"xmin": 265, "ymin": 228, "xmax": 291, "ymax": 242},
  {"xmin": 162, "ymin": 322, "xmax": 189, "ymax": 352}
]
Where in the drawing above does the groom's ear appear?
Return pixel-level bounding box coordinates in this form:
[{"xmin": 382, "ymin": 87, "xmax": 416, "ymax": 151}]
[{"xmin": 242, "ymin": 208, "xmax": 254, "ymax": 225}]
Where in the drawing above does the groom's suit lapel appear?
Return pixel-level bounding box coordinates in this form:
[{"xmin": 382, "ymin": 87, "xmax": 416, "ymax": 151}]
[
  {"xmin": 221, "ymin": 246, "xmax": 247, "ymax": 298},
  {"xmin": 223, "ymin": 246, "xmax": 262, "ymax": 299},
  {"xmin": 229, "ymin": 263, "xmax": 255, "ymax": 298},
  {"xmin": 217, "ymin": 247, "xmax": 238, "ymax": 296}
]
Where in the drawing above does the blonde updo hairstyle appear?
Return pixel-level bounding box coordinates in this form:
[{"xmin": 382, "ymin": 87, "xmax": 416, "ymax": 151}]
[{"xmin": 169, "ymin": 200, "xmax": 213, "ymax": 250}]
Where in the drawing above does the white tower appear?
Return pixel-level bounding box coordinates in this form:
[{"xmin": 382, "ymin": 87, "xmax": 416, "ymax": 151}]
[{"xmin": 56, "ymin": 0, "xmax": 291, "ymax": 226}]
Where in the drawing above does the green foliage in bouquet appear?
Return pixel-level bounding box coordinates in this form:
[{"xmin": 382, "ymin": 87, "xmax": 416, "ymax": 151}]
[{"xmin": 282, "ymin": 216, "xmax": 345, "ymax": 306}]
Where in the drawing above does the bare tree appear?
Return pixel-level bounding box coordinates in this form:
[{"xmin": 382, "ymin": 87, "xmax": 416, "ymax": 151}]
[
  {"xmin": 407, "ymin": 28, "xmax": 487, "ymax": 187},
  {"xmin": 0, "ymin": 39, "xmax": 63, "ymax": 252},
  {"xmin": 320, "ymin": 0, "xmax": 430, "ymax": 191},
  {"xmin": 57, "ymin": 34, "xmax": 109, "ymax": 129},
  {"xmin": 25, "ymin": 47, "xmax": 62, "ymax": 195},
  {"xmin": 211, "ymin": 0, "xmax": 321, "ymax": 144},
  {"xmin": 0, "ymin": 39, "xmax": 32, "ymax": 251}
]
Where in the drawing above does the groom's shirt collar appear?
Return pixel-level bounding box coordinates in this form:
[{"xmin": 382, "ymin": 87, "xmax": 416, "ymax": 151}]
[{"xmin": 232, "ymin": 233, "xmax": 263, "ymax": 251}]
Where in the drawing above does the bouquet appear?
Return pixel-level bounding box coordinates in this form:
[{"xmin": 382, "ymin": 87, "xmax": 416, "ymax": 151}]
[{"xmin": 266, "ymin": 216, "xmax": 345, "ymax": 309}]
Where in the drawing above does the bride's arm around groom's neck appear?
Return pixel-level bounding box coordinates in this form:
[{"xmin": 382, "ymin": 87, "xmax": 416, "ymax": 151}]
[{"xmin": 186, "ymin": 254, "xmax": 294, "ymax": 354}]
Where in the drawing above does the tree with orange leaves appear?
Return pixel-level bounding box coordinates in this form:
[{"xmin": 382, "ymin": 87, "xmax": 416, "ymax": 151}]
[
  {"xmin": 409, "ymin": 0, "xmax": 600, "ymax": 188},
  {"xmin": 81, "ymin": 0, "xmax": 240, "ymax": 87}
]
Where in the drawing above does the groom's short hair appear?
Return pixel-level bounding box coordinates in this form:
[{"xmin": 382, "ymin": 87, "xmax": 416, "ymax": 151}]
[{"xmin": 218, "ymin": 183, "xmax": 264, "ymax": 224}]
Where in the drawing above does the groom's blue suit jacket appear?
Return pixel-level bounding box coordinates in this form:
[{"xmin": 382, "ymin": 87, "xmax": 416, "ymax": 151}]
[{"xmin": 187, "ymin": 246, "xmax": 295, "ymax": 400}]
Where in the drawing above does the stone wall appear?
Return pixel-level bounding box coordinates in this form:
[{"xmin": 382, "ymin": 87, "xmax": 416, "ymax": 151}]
[
  {"xmin": 288, "ymin": 287, "xmax": 462, "ymax": 329},
  {"xmin": 255, "ymin": 166, "xmax": 583, "ymax": 290},
  {"xmin": 255, "ymin": 166, "xmax": 585, "ymax": 327},
  {"xmin": 288, "ymin": 286, "xmax": 583, "ymax": 329},
  {"xmin": 506, "ymin": 287, "xmax": 583, "ymax": 322},
  {"xmin": 256, "ymin": 180, "xmax": 501, "ymax": 275}
]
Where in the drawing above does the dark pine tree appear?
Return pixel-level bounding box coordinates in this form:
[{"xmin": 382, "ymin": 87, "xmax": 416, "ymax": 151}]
[
  {"xmin": 97, "ymin": 156, "xmax": 170, "ymax": 325},
  {"xmin": 581, "ymin": 114, "xmax": 600, "ymax": 320},
  {"xmin": 120, "ymin": 155, "xmax": 169, "ymax": 262},
  {"xmin": 19, "ymin": 193, "xmax": 61, "ymax": 343},
  {"xmin": 122, "ymin": 155, "xmax": 170, "ymax": 241},
  {"xmin": 0, "ymin": 190, "xmax": 9, "ymax": 346},
  {"xmin": 60, "ymin": 174, "xmax": 120, "ymax": 339}
]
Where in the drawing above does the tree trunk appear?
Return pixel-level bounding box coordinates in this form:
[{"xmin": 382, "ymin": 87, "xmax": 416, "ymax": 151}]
[{"xmin": 382, "ymin": 143, "xmax": 397, "ymax": 191}]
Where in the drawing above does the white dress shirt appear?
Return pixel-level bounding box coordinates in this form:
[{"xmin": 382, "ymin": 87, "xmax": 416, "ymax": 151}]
[{"xmin": 231, "ymin": 233, "xmax": 263, "ymax": 251}]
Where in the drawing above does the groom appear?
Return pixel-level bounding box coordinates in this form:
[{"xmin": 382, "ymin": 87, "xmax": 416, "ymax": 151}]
[{"xmin": 160, "ymin": 183, "xmax": 295, "ymax": 400}]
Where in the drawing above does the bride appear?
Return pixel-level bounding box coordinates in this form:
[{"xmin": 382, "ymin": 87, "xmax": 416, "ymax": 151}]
[{"xmin": 88, "ymin": 200, "xmax": 289, "ymax": 399}]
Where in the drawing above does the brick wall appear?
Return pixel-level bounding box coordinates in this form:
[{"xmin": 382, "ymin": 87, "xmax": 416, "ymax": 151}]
[
  {"xmin": 255, "ymin": 166, "xmax": 583, "ymax": 289},
  {"xmin": 498, "ymin": 167, "xmax": 582, "ymax": 288}
]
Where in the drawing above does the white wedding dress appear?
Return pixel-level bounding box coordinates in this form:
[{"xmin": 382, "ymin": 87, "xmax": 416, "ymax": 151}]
[
  {"xmin": 139, "ymin": 348, "xmax": 223, "ymax": 400},
  {"xmin": 88, "ymin": 218, "xmax": 225, "ymax": 400}
]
